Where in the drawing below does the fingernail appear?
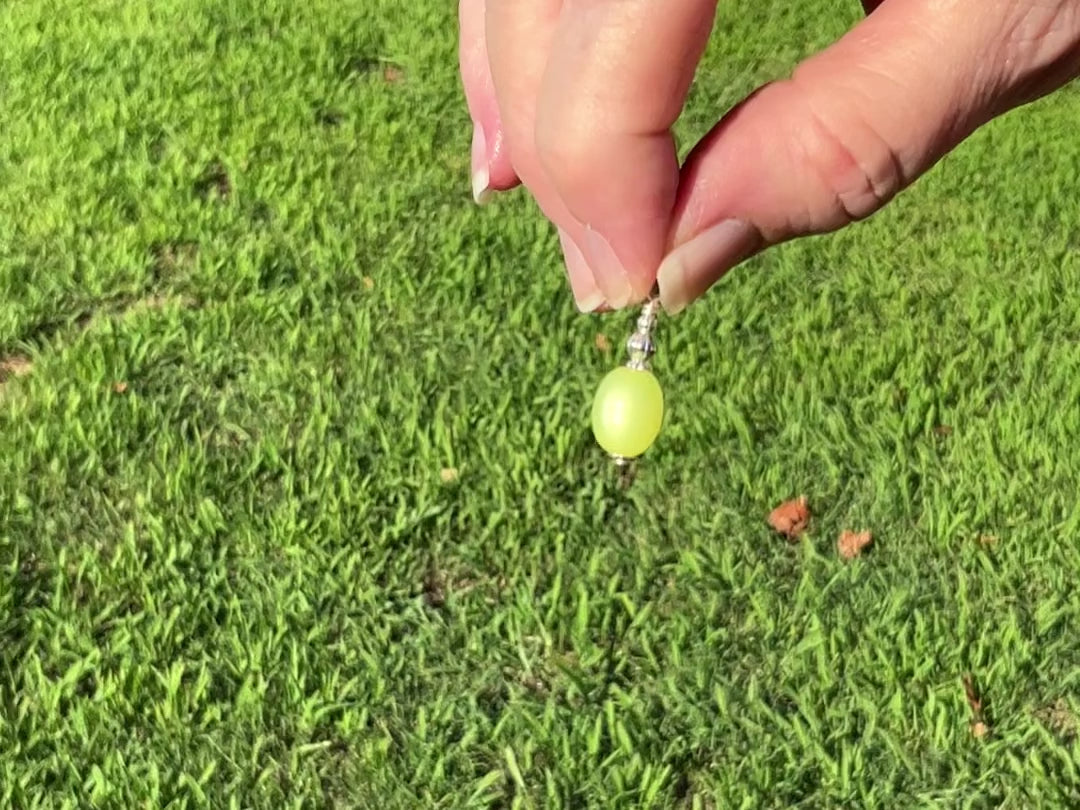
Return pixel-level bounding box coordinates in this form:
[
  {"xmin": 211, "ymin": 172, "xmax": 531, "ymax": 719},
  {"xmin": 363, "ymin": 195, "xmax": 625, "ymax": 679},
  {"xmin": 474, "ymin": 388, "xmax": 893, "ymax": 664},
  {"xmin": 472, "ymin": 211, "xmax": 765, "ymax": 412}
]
[
  {"xmin": 657, "ymin": 220, "xmax": 761, "ymax": 315},
  {"xmin": 582, "ymin": 226, "xmax": 634, "ymax": 309},
  {"xmin": 471, "ymin": 125, "xmax": 492, "ymax": 205},
  {"xmin": 558, "ymin": 228, "xmax": 606, "ymax": 312}
]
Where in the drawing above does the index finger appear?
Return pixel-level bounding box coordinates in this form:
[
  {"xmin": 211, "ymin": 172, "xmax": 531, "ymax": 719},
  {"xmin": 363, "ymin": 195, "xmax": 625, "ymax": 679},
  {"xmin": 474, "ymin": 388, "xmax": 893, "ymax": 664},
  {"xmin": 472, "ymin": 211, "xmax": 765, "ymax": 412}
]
[{"xmin": 532, "ymin": 0, "xmax": 720, "ymax": 304}]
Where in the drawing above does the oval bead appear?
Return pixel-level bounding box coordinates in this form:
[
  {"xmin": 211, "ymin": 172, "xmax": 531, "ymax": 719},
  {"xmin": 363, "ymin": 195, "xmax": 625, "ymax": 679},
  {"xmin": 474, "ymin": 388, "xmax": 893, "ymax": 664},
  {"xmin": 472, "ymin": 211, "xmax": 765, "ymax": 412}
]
[{"xmin": 590, "ymin": 366, "xmax": 664, "ymax": 458}]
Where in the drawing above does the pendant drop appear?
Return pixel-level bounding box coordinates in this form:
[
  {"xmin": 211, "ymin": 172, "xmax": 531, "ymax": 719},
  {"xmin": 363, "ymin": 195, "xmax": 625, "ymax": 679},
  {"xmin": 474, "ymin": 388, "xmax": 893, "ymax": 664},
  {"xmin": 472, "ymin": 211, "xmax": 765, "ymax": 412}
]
[{"xmin": 590, "ymin": 294, "xmax": 665, "ymax": 465}]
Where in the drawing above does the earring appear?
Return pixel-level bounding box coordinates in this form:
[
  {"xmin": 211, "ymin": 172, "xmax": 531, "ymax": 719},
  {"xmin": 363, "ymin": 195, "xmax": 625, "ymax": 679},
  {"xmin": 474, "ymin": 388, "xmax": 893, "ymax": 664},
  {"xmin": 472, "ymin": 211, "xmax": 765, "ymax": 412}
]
[{"xmin": 590, "ymin": 292, "xmax": 665, "ymax": 465}]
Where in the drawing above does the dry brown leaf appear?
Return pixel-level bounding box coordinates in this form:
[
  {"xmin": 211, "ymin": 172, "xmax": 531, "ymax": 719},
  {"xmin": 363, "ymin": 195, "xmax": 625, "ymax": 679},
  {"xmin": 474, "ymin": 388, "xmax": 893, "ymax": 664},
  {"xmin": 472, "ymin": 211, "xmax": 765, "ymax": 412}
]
[
  {"xmin": 837, "ymin": 529, "xmax": 873, "ymax": 560},
  {"xmin": 594, "ymin": 333, "xmax": 611, "ymax": 352},
  {"xmin": 151, "ymin": 240, "xmax": 199, "ymax": 273},
  {"xmin": 768, "ymin": 496, "xmax": 810, "ymax": 540},
  {"xmin": 440, "ymin": 467, "xmax": 459, "ymax": 484},
  {"xmin": 383, "ymin": 65, "xmax": 404, "ymax": 83}
]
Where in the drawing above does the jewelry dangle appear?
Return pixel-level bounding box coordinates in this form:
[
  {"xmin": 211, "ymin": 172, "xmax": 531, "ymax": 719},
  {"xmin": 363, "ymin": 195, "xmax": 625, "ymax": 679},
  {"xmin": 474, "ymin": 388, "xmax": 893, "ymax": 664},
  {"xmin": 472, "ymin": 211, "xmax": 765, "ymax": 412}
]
[{"xmin": 590, "ymin": 293, "xmax": 665, "ymax": 465}]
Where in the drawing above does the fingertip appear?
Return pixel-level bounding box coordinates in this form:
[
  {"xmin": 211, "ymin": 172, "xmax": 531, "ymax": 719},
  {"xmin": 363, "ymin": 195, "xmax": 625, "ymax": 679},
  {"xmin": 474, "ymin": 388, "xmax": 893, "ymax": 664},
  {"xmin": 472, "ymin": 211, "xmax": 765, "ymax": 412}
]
[
  {"xmin": 482, "ymin": 124, "xmax": 520, "ymax": 192},
  {"xmin": 576, "ymin": 290, "xmax": 607, "ymax": 314},
  {"xmin": 470, "ymin": 126, "xmax": 493, "ymax": 204},
  {"xmin": 459, "ymin": 0, "xmax": 519, "ymax": 202},
  {"xmin": 558, "ymin": 227, "xmax": 607, "ymax": 313},
  {"xmin": 468, "ymin": 115, "xmax": 520, "ymax": 204},
  {"xmin": 657, "ymin": 219, "xmax": 762, "ymax": 314}
]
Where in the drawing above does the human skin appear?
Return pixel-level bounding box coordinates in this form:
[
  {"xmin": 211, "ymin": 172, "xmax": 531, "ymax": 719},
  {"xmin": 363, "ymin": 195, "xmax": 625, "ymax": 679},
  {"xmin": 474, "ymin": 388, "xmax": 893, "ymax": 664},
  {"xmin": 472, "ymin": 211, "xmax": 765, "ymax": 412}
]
[{"xmin": 458, "ymin": 0, "xmax": 1080, "ymax": 314}]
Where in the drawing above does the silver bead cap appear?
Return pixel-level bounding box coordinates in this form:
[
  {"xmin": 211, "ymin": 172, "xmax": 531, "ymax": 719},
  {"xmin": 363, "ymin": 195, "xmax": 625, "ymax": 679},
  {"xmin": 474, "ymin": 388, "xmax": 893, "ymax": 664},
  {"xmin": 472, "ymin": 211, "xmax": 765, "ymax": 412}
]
[{"xmin": 624, "ymin": 296, "xmax": 660, "ymax": 371}]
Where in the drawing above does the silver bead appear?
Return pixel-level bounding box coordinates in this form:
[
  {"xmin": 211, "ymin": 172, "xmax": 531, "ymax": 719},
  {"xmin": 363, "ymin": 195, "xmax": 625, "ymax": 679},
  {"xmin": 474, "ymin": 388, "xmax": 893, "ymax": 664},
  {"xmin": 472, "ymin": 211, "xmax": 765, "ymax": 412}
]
[{"xmin": 624, "ymin": 296, "xmax": 660, "ymax": 371}]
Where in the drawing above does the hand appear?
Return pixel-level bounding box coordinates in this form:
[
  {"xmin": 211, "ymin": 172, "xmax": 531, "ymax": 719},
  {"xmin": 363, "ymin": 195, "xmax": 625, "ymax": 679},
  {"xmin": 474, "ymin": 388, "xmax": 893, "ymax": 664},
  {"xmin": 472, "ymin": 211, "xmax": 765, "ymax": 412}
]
[{"xmin": 459, "ymin": 0, "xmax": 1080, "ymax": 314}]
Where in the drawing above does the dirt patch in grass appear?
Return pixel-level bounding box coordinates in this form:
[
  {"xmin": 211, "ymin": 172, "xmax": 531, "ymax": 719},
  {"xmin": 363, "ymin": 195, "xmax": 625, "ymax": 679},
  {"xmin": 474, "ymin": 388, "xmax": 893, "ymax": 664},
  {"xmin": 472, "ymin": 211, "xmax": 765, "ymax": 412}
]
[
  {"xmin": 124, "ymin": 294, "xmax": 197, "ymax": 315},
  {"xmin": 194, "ymin": 161, "xmax": 232, "ymax": 201},
  {"xmin": 420, "ymin": 563, "xmax": 485, "ymax": 611},
  {"xmin": 0, "ymin": 354, "xmax": 33, "ymax": 402},
  {"xmin": 1036, "ymin": 698, "xmax": 1079, "ymax": 742},
  {"xmin": 0, "ymin": 354, "xmax": 32, "ymax": 382},
  {"xmin": 150, "ymin": 240, "xmax": 199, "ymax": 278}
]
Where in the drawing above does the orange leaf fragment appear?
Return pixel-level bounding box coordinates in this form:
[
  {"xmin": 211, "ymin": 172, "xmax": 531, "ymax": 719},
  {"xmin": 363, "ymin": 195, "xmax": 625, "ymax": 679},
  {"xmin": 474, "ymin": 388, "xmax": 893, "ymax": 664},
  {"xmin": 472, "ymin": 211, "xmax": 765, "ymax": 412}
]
[
  {"xmin": 768, "ymin": 496, "xmax": 810, "ymax": 540},
  {"xmin": 837, "ymin": 529, "xmax": 873, "ymax": 560},
  {"xmin": 962, "ymin": 673, "xmax": 990, "ymax": 738},
  {"xmin": 962, "ymin": 674, "xmax": 982, "ymax": 714}
]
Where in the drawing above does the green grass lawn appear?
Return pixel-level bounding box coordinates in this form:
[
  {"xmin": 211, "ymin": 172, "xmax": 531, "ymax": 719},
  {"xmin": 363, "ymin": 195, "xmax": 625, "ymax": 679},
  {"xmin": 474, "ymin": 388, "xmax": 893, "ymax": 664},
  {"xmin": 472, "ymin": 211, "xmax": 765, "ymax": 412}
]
[{"xmin": 3, "ymin": 0, "xmax": 1080, "ymax": 807}]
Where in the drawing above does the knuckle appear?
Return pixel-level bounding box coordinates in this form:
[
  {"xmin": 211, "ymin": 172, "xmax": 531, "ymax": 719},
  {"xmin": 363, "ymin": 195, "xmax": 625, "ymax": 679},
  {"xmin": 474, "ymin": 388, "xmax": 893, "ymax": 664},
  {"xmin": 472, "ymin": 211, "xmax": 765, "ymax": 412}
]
[
  {"xmin": 787, "ymin": 79, "xmax": 904, "ymax": 225},
  {"xmin": 998, "ymin": 3, "xmax": 1080, "ymax": 101}
]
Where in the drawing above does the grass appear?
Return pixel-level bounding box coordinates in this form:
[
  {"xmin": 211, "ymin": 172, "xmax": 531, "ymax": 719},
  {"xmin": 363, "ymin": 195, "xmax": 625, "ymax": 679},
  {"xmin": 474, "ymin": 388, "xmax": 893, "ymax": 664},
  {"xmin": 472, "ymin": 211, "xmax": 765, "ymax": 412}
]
[{"xmin": 2, "ymin": 0, "xmax": 1080, "ymax": 807}]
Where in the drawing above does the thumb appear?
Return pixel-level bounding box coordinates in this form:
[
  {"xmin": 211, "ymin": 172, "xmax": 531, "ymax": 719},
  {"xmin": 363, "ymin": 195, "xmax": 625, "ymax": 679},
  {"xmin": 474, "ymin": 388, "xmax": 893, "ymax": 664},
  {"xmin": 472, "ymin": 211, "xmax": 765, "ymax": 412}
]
[{"xmin": 657, "ymin": 0, "xmax": 1080, "ymax": 314}]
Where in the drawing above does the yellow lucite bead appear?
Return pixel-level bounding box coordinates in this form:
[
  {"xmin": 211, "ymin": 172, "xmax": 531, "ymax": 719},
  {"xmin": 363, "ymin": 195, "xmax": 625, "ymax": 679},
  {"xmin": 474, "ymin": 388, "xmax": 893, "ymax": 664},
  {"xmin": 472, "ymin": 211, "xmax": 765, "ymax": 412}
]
[{"xmin": 591, "ymin": 366, "xmax": 664, "ymax": 458}]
